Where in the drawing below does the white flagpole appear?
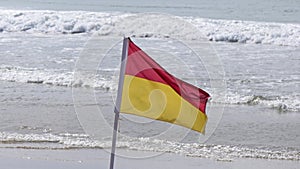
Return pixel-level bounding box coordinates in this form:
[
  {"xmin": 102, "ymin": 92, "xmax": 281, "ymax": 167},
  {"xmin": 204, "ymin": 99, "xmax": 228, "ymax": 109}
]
[{"xmin": 109, "ymin": 37, "xmax": 129, "ymax": 169}]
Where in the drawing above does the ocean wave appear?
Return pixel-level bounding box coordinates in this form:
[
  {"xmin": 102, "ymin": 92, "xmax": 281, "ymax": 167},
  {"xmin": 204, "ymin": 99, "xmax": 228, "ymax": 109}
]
[
  {"xmin": 0, "ymin": 10, "xmax": 299, "ymax": 46},
  {"xmin": 0, "ymin": 65, "xmax": 117, "ymax": 90},
  {"xmin": 0, "ymin": 132, "xmax": 299, "ymax": 161},
  {"xmin": 189, "ymin": 18, "xmax": 300, "ymax": 46},
  {"xmin": 1, "ymin": 65, "xmax": 299, "ymax": 112},
  {"xmin": 221, "ymin": 93, "xmax": 300, "ymax": 112}
]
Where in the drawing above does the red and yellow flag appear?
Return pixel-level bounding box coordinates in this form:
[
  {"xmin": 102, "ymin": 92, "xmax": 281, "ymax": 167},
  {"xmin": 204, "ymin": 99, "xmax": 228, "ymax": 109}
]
[{"xmin": 118, "ymin": 38, "xmax": 210, "ymax": 133}]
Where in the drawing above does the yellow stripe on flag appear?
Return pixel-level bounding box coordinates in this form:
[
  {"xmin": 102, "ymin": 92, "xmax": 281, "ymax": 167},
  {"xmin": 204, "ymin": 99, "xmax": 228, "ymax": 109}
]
[{"xmin": 120, "ymin": 75, "xmax": 207, "ymax": 133}]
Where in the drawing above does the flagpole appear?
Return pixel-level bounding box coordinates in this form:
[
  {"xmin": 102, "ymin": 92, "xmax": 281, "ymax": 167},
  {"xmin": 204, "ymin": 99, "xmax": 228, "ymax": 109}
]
[{"xmin": 109, "ymin": 37, "xmax": 129, "ymax": 169}]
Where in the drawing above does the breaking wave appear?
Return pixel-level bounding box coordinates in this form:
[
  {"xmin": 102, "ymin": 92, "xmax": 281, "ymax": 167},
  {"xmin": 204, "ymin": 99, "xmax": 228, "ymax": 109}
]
[
  {"xmin": 0, "ymin": 132, "xmax": 299, "ymax": 161},
  {"xmin": 0, "ymin": 10, "xmax": 299, "ymax": 46},
  {"xmin": 202, "ymin": 86, "xmax": 299, "ymax": 112},
  {"xmin": 223, "ymin": 93, "xmax": 300, "ymax": 112},
  {"xmin": 0, "ymin": 65, "xmax": 117, "ymax": 90},
  {"xmin": 1, "ymin": 65, "xmax": 299, "ymax": 112}
]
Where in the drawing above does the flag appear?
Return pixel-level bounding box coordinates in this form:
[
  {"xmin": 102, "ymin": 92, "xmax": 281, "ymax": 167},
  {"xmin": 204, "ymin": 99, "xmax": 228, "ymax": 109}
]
[{"xmin": 117, "ymin": 38, "xmax": 210, "ymax": 133}]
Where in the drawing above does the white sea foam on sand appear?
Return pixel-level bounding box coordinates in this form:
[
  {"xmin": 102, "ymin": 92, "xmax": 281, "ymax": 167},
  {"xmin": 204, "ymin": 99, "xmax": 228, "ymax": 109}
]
[{"xmin": 1, "ymin": 132, "xmax": 299, "ymax": 161}]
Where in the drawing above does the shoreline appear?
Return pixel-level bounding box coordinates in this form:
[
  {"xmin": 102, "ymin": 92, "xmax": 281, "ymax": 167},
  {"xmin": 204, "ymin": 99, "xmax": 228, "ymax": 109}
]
[{"xmin": 1, "ymin": 148, "xmax": 299, "ymax": 169}]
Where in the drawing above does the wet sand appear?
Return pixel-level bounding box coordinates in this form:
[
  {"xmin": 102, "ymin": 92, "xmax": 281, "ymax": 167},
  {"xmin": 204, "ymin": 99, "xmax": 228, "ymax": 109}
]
[{"xmin": 1, "ymin": 148, "xmax": 299, "ymax": 169}]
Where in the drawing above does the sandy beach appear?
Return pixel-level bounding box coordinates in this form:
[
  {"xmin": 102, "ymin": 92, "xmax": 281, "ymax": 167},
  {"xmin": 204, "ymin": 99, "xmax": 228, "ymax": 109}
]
[{"xmin": 1, "ymin": 148, "xmax": 299, "ymax": 169}]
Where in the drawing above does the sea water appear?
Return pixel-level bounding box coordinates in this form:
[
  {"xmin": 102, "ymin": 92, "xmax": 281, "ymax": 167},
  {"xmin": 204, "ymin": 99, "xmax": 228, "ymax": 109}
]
[
  {"xmin": 1, "ymin": 0, "xmax": 300, "ymax": 23},
  {"xmin": 0, "ymin": 0, "xmax": 299, "ymax": 161}
]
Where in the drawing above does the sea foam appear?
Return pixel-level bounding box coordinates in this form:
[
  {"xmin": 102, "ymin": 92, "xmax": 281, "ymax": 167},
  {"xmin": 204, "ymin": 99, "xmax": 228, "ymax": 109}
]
[
  {"xmin": 1, "ymin": 64, "xmax": 299, "ymax": 112},
  {"xmin": 0, "ymin": 132, "xmax": 299, "ymax": 161},
  {"xmin": 0, "ymin": 65, "xmax": 117, "ymax": 90},
  {"xmin": 0, "ymin": 10, "xmax": 299, "ymax": 46}
]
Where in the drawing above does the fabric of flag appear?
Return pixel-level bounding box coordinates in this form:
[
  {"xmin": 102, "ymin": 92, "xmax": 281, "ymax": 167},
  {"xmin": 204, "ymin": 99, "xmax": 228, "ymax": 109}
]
[{"xmin": 119, "ymin": 38, "xmax": 210, "ymax": 133}]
